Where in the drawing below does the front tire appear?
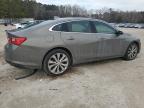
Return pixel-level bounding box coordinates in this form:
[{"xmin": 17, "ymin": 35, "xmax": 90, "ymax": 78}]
[
  {"xmin": 43, "ymin": 49, "xmax": 71, "ymax": 76},
  {"xmin": 124, "ymin": 43, "xmax": 139, "ymax": 60}
]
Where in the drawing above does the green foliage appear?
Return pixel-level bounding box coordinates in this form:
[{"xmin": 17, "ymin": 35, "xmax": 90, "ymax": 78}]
[
  {"xmin": 0, "ymin": 0, "xmax": 8, "ymax": 18},
  {"xmin": 0, "ymin": 0, "xmax": 36, "ymax": 18}
]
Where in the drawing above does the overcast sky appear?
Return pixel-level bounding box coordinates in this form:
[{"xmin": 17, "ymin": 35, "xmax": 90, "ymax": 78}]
[{"xmin": 36, "ymin": 0, "xmax": 144, "ymax": 11}]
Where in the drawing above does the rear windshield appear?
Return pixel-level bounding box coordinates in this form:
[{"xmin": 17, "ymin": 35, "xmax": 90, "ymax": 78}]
[
  {"xmin": 13, "ymin": 21, "xmax": 44, "ymax": 31},
  {"xmin": 23, "ymin": 22, "xmax": 40, "ymax": 28}
]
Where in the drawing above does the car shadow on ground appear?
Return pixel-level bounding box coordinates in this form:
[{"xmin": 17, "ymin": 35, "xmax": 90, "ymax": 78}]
[
  {"xmin": 73, "ymin": 57, "xmax": 123, "ymax": 67},
  {"xmin": 12, "ymin": 57, "xmax": 123, "ymax": 81}
]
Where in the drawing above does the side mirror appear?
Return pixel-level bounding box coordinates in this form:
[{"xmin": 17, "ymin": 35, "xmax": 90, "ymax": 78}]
[{"xmin": 115, "ymin": 30, "xmax": 123, "ymax": 36}]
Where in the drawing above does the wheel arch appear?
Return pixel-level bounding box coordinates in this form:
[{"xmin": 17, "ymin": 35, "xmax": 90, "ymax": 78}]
[
  {"xmin": 131, "ymin": 41, "xmax": 140, "ymax": 53},
  {"xmin": 42, "ymin": 47, "xmax": 73, "ymax": 68},
  {"xmin": 125, "ymin": 40, "xmax": 140, "ymax": 55}
]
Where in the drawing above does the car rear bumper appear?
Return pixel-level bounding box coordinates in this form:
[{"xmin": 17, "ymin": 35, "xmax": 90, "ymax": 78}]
[
  {"xmin": 6, "ymin": 59, "xmax": 39, "ymax": 69},
  {"xmin": 4, "ymin": 44, "xmax": 41, "ymax": 70}
]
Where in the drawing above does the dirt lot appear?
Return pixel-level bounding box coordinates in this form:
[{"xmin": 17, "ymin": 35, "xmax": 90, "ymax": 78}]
[{"xmin": 0, "ymin": 25, "xmax": 144, "ymax": 108}]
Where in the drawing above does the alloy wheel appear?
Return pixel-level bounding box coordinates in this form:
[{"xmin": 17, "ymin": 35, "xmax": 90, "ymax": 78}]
[
  {"xmin": 127, "ymin": 44, "xmax": 138, "ymax": 59},
  {"xmin": 47, "ymin": 53, "xmax": 69, "ymax": 74}
]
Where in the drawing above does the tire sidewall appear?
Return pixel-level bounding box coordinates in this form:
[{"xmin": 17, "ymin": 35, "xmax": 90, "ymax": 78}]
[
  {"xmin": 43, "ymin": 49, "xmax": 71, "ymax": 76},
  {"xmin": 124, "ymin": 43, "xmax": 138, "ymax": 60}
]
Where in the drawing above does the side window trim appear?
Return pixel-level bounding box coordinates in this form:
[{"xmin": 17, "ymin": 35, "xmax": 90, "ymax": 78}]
[{"xmin": 50, "ymin": 23, "xmax": 61, "ymax": 31}]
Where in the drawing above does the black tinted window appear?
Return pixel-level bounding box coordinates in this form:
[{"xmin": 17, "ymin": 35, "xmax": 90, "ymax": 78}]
[
  {"xmin": 52, "ymin": 24, "xmax": 62, "ymax": 31},
  {"xmin": 94, "ymin": 21, "xmax": 116, "ymax": 34},
  {"xmin": 67, "ymin": 21, "xmax": 91, "ymax": 33},
  {"xmin": 52, "ymin": 23, "xmax": 68, "ymax": 32}
]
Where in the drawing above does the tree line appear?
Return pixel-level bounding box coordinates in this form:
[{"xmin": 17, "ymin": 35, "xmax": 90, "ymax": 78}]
[{"xmin": 0, "ymin": 0, "xmax": 144, "ymax": 23}]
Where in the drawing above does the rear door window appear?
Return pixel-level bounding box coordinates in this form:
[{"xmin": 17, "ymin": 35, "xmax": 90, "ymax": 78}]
[
  {"xmin": 67, "ymin": 21, "xmax": 91, "ymax": 33},
  {"xmin": 52, "ymin": 24, "xmax": 62, "ymax": 31},
  {"xmin": 52, "ymin": 23, "xmax": 68, "ymax": 32}
]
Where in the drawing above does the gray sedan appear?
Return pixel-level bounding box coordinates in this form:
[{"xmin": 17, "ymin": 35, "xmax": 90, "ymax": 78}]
[{"xmin": 5, "ymin": 18, "xmax": 141, "ymax": 76}]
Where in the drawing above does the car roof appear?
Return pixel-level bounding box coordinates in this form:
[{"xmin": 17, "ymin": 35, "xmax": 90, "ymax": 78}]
[
  {"xmin": 15, "ymin": 17, "xmax": 109, "ymax": 32},
  {"xmin": 55, "ymin": 17, "xmax": 96, "ymax": 21},
  {"xmin": 39, "ymin": 17, "xmax": 107, "ymax": 28},
  {"xmin": 48, "ymin": 17, "xmax": 104, "ymax": 23}
]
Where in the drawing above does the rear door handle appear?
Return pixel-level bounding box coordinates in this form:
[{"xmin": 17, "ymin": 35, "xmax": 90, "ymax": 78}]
[{"xmin": 67, "ymin": 38, "xmax": 75, "ymax": 40}]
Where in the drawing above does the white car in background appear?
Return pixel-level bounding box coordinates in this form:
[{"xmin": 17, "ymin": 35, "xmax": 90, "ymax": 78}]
[
  {"xmin": 14, "ymin": 22, "xmax": 28, "ymax": 29},
  {"xmin": 134, "ymin": 24, "xmax": 144, "ymax": 28},
  {"xmin": 14, "ymin": 21, "xmax": 35, "ymax": 29}
]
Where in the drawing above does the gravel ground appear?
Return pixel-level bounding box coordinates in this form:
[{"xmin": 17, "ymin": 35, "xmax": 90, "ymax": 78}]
[{"xmin": 0, "ymin": 25, "xmax": 144, "ymax": 108}]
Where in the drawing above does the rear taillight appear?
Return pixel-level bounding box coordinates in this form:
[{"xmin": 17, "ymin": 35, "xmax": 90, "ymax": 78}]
[{"xmin": 8, "ymin": 37, "xmax": 27, "ymax": 46}]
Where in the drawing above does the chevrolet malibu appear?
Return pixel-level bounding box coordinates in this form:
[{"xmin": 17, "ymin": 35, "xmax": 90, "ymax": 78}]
[{"xmin": 5, "ymin": 18, "xmax": 141, "ymax": 76}]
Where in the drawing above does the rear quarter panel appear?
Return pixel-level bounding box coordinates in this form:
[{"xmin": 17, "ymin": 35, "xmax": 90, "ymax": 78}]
[{"xmin": 9, "ymin": 26, "xmax": 65, "ymax": 68}]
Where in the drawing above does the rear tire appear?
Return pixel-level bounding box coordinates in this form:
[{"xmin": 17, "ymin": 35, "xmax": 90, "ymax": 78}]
[
  {"xmin": 43, "ymin": 49, "xmax": 71, "ymax": 76},
  {"xmin": 123, "ymin": 43, "xmax": 139, "ymax": 60}
]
